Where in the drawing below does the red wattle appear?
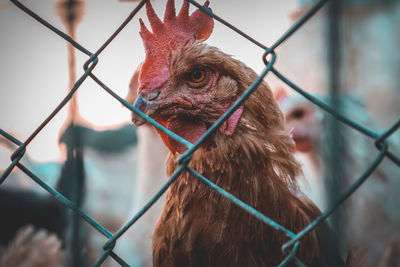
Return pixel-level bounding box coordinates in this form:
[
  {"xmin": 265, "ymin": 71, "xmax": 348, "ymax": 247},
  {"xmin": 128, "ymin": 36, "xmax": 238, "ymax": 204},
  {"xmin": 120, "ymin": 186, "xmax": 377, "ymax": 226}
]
[
  {"xmin": 154, "ymin": 116, "xmax": 207, "ymax": 154},
  {"xmin": 153, "ymin": 118, "xmax": 175, "ymax": 153},
  {"xmin": 154, "ymin": 105, "xmax": 243, "ymax": 154},
  {"xmin": 294, "ymin": 138, "xmax": 313, "ymax": 153},
  {"xmin": 166, "ymin": 116, "xmax": 207, "ymax": 154}
]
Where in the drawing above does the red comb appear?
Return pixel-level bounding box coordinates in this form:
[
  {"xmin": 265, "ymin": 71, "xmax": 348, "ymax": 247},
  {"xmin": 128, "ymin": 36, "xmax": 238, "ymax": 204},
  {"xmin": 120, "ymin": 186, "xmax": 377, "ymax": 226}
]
[{"xmin": 138, "ymin": 0, "xmax": 214, "ymax": 93}]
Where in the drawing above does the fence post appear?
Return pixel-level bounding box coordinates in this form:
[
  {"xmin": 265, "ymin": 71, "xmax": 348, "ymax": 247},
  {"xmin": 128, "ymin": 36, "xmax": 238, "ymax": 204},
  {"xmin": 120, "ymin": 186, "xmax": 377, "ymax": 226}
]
[{"xmin": 325, "ymin": 0, "xmax": 346, "ymax": 259}]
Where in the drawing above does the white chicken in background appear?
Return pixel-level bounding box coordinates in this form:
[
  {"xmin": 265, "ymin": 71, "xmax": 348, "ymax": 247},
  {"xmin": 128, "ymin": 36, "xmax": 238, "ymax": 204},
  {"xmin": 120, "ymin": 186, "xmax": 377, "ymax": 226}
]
[
  {"xmin": 124, "ymin": 64, "xmax": 168, "ymax": 267},
  {"xmin": 277, "ymin": 90, "xmax": 400, "ymax": 267}
]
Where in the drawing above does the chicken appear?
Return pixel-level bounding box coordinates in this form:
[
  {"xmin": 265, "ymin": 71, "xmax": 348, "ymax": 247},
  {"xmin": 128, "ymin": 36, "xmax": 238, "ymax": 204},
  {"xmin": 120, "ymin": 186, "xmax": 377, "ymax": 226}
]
[
  {"xmin": 278, "ymin": 91, "xmax": 400, "ymax": 267},
  {"xmin": 130, "ymin": 1, "xmax": 347, "ymax": 266},
  {"xmin": 125, "ymin": 65, "xmax": 169, "ymax": 267}
]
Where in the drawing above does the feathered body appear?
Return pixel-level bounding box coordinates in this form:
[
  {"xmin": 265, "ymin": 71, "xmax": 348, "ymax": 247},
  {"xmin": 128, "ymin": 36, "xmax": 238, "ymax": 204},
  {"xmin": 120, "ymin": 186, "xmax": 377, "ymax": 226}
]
[{"xmin": 131, "ymin": 1, "xmax": 346, "ymax": 266}]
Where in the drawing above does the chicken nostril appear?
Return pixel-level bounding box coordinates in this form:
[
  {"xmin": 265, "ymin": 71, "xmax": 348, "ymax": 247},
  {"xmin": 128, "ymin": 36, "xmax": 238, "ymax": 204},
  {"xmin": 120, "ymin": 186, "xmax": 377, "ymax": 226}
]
[
  {"xmin": 147, "ymin": 90, "xmax": 161, "ymax": 101},
  {"xmin": 131, "ymin": 112, "xmax": 147, "ymax": 126}
]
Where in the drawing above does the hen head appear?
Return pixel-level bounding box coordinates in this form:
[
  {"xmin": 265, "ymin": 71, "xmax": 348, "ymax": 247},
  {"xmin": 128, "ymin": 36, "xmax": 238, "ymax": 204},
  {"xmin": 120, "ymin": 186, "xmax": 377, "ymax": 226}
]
[
  {"xmin": 276, "ymin": 89, "xmax": 321, "ymax": 153},
  {"xmin": 132, "ymin": 0, "xmax": 244, "ymax": 154}
]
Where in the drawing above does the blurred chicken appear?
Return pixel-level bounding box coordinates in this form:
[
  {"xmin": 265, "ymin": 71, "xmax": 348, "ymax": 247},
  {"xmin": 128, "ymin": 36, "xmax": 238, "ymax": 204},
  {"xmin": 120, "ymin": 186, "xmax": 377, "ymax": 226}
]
[
  {"xmin": 125, "ymin": 65, "xmax": 169, "ymax": 267},
  {"xmin": 130, "ymin": 1, "xmax": 348, "ymax": 266},
  {"xmin": 0, "ymin": 225, "xmax": 65, "ymax": 267},
  {"xmin": 278, "ymin": 91, "xmax": 400, "ymax": 267}
]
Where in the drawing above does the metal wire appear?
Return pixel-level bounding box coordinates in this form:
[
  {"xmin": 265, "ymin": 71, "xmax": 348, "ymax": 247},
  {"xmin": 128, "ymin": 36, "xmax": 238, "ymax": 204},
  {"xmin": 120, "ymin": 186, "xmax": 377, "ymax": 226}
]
[{"xmin": 1, "ymin": 0, "xmax": 399, "ymax": 266}]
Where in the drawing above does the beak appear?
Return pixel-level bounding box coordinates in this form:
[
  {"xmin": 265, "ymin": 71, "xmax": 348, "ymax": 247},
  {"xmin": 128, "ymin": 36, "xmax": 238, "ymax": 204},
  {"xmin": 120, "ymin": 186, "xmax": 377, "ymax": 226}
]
[
  {"xmin": 131, "ymin": 93, "xmax": 148, "ymax": 126},
  {"xmin": 131, "ymin": 86, "xmax": 163, "ymax": 126}
]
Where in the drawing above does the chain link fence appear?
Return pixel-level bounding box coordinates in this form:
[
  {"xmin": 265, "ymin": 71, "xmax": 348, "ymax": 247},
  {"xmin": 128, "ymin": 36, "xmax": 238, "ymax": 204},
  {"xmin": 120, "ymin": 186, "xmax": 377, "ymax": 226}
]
[{"xmin": 1, "ymin": 0, "xmax": 399, "ymax": 266}]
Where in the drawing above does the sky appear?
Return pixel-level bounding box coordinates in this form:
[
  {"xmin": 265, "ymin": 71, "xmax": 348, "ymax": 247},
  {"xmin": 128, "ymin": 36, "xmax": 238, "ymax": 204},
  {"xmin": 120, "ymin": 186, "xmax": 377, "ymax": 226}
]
[{"xmin": 0, "ymin": 0, "xmax": 298, "ymax": 164}]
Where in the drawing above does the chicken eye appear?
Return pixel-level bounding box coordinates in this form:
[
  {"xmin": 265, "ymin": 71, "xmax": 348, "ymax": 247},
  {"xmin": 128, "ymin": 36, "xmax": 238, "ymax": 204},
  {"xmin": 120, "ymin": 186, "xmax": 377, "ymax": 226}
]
[
  {"xmin": 291, "ymin": 108, "xmax": 305, "ymax": 120},
  {"xmin": 190, "ymin": 69, "xmax": 206, "ymax": 83}
]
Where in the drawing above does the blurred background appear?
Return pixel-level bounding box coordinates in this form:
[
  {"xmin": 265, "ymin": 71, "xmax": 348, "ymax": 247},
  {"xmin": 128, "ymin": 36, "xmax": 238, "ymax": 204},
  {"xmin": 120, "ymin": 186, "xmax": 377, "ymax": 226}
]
[
  {"xmin": 0, "ymin": 0, "xmax": 297, "ymax": 163},
  {"xmin": 0, "ymin": 0, "xmax": 399, "ymax": 266}
]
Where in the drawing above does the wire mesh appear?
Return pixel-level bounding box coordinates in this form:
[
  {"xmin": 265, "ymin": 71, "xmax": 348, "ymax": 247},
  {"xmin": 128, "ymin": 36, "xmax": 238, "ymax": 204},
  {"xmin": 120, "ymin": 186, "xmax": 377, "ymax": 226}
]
[{"xmin": 0, "ymin": 0, "xmax": 399, "ymax": 266}]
